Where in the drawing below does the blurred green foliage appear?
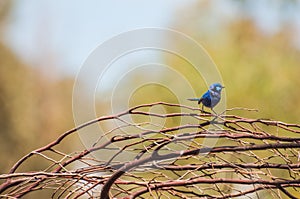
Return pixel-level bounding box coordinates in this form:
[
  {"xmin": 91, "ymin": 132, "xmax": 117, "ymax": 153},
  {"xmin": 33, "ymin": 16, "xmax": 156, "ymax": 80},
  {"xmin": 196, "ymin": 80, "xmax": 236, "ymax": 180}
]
[
  {"xmin": 0, "ymin": 2, "xmax": 74, "ymax": 175},
  {"xmin": 212, "ymin": 21, "xmax": 299, "ymax": 123},
  {"xmin": 0, "ymin": 42, "xmax": 75, "ymax": 174},
  {"xmin": 168, "ymin": 1, "xmax": 300, "ymax": 123}
]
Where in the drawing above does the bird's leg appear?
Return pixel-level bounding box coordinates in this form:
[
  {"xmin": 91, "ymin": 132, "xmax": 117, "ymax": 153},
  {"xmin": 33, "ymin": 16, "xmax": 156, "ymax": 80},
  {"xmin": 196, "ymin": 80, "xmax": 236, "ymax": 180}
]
[
  {"xmin": 201, "ymin": 105, "xmax": 210, "ymax": 114},
  {"xmin": 211, "ymin": 108, "xmax": 217, "ymax": 115},
  {"xmin": 210, "ymin": 108, "xmax": 219, "ymax": 122},
  {"xmin": 211, "ymin": 108, "xmax": 226, "ymax": 123}
]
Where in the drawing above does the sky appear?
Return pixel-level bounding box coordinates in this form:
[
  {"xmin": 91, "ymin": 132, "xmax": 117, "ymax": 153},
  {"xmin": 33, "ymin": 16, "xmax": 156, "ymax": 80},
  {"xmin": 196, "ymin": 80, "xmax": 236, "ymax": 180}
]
[
  {"xmin": 4, "ymin": 0, "xmax": 197, "ymax": 77},
  {"xmin": 4, "ymin": 1, "xmax": 300, "ymax": 78}
]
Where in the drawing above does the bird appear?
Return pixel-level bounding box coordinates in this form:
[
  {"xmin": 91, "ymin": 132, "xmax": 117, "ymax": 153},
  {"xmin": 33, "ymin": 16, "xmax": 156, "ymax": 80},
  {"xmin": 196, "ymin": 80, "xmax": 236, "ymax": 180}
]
[{"xmin": 188, "ymin": 83, "xmax": 224, "ymax": 112}]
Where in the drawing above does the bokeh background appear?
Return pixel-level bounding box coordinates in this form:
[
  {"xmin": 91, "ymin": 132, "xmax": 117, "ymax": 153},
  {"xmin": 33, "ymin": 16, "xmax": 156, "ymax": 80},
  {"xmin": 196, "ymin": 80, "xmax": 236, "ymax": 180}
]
[{"xmin": 1, "ymin": 0, "xmax": 300, "ymax": 191}]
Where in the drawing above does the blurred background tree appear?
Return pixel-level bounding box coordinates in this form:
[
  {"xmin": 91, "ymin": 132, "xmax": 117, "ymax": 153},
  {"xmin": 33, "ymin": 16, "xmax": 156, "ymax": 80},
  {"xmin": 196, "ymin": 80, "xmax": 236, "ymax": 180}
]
[
  {"xmin": 0, "ymin": 1, "xmax": 75, "ymax": 175},
  {"xmin": 126, "ymin": 0, "xmax": 300, "ymax": 124},
  {"xmin": 1, "ymin": 0, "xmax": 300, "ymax": 198},
  {"xmin": 169, "ymin": 0, "xmax": 300, "ymax": 123}
]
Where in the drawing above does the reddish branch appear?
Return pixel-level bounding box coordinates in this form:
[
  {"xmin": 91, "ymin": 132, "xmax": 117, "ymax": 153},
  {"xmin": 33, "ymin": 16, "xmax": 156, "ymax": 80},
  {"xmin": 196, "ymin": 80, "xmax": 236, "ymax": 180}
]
[
  {"xmin": 0, "ymin": 102, "xmax": 299, "ymax": 198},
  {"xmin": 129, "ymin": 178, "xmax": 300, "ymax": 199},
  {"xmin": 100, "ymin": 142, "xmax": 300, "ymax": 199}
]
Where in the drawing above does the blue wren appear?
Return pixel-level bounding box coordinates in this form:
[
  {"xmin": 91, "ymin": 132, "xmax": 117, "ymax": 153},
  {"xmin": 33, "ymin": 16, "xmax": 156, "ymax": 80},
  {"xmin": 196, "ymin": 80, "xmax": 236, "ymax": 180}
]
[{"xmin": 188, "ymin": 83, "xmax": 224, "ymax": 112}]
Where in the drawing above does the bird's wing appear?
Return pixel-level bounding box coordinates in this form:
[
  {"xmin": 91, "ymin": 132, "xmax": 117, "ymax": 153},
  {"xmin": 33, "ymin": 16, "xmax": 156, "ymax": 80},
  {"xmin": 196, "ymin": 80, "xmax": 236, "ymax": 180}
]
[
  {"xmin": 199, "ymin": 91, "xmax": 211, "ymax": 106},
  {"xmin": 201, "ymin": 91, "xmax": 211, "ymax": 99}
]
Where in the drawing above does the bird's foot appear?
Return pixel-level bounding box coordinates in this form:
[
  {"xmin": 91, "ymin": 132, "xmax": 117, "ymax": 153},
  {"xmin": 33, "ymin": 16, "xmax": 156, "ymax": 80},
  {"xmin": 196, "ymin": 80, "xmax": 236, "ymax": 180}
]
[{"xmin": 200, "ymin": 110, "xmax": 211, "ymax": 114}]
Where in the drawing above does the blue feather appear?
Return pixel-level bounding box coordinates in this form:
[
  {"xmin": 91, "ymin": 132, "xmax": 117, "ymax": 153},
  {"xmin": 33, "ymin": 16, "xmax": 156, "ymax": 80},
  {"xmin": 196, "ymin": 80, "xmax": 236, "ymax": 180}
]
[{"xmin": 188, "ymin": 83, "xmax": 224, "ymax": 110}]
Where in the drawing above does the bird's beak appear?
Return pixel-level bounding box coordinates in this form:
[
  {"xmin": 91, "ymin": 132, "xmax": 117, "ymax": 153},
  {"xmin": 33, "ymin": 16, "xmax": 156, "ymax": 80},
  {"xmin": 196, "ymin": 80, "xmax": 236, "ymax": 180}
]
[{"xmin": 222, "ymin": 86, "xmax": 225, "ymax": 88}]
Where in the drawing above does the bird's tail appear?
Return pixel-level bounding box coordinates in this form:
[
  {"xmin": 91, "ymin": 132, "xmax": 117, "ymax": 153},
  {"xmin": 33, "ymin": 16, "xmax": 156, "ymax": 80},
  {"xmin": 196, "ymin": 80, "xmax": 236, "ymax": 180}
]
[
  {"xmin": 187, "ymin": 98, "xmax": 200, "ymax": 102},
  {"xmin": 187, "ymin": 98, "xmax": 203, "ymax": 105}
]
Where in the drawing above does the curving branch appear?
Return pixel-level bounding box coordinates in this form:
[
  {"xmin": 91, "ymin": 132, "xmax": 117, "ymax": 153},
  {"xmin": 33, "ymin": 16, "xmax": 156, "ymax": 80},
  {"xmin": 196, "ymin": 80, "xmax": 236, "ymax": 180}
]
[{"xmin": 0, "ymin": 102, "xmax": 299, "ymax": 198}]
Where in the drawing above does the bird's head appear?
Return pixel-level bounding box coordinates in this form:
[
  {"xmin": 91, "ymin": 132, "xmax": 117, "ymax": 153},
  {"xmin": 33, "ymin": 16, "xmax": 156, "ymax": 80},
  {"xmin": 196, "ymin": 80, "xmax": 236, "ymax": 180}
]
[{"xmin": 209, "ymin": 83, "xmax": 224, "ymax": 93}]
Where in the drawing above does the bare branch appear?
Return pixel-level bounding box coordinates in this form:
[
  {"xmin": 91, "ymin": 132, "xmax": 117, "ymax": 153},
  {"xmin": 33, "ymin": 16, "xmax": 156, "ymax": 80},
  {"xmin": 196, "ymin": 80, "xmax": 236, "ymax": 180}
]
[{"xmin": 0, "ymin": 102, "xmax": 299, "ymax": 198}]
